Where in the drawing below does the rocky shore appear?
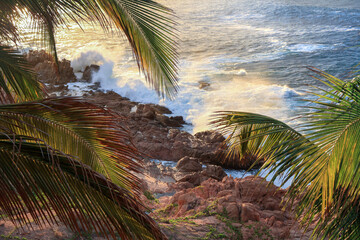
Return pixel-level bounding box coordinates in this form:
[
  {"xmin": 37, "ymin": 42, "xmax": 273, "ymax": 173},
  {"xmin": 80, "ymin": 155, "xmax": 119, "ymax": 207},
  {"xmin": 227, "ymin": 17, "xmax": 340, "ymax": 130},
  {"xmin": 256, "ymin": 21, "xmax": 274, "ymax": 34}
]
[{"xmin": 0, "ymin": 51, "xmax": 315, "ymax": 239}]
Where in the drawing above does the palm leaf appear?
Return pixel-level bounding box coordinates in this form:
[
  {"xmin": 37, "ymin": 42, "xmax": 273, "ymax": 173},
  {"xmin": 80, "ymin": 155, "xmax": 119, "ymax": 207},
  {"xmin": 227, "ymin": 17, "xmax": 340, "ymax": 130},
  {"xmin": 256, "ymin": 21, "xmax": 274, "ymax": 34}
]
[
  {"xmin": 211, "ymin": 111, "xmax": 307, "ymax": 171},
  {"xmin": 0, "ymin": 136, "xmax": 166, "ymax": 240},
  {"xmin": 213, "ymin": 69, "xmax": 360, "ymax": 239},
  {"xmin": 3, "ymin": 0, "xmax": 178, "ymax": 98},
  {"xmin": 0, "ymin": 46, "xmax": 44, "ymax": 103},
  {"xmin": 0, "ymin": 97, "xmax": 142, "ymax": 192},
  {"xmin": 0, "ymin": 97, "xmax": 166, "ymax": 239}
]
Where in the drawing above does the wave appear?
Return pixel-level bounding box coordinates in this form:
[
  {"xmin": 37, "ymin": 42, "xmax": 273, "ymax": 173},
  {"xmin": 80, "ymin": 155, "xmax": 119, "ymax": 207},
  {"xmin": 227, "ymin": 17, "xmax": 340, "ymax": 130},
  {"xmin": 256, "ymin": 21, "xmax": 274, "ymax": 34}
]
[
  {"xmin": 287, "ymin": 43, "xmax": 334, "ymax": 53},
  {"xmin": 67, "ymin": 51, "xmax": 301, "ymax": 134}
]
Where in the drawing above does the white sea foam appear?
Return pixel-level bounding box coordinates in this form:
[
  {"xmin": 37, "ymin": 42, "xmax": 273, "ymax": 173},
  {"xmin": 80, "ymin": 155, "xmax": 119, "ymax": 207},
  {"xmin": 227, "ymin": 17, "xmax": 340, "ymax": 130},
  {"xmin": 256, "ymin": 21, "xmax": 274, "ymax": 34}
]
[
  {"xmin": 287, "ymin": 43, "xmax": 333, "ymax": 53},
  {"xmin": 71, "ymin": 51, "xmax": 106, "ymax": 72},
  {"xmin": 236, "ymin": 69, "xmax": 247, "ymax": 76},
  {"xmin": 66, "ymin": 49, "xmax": 302, "ymax": 134}
]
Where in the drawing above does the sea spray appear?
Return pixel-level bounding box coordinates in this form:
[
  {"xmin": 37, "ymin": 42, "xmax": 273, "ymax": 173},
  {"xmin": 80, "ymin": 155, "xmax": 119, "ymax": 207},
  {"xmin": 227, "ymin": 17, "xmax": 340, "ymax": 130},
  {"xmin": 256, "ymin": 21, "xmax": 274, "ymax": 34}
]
[
  {"xmin": 67, "ymin": 51, "xmax": 301, "ymax": 133},
  {"xmin": 71, "ymin": 51, "xmax": 105, "ymax": 72}
]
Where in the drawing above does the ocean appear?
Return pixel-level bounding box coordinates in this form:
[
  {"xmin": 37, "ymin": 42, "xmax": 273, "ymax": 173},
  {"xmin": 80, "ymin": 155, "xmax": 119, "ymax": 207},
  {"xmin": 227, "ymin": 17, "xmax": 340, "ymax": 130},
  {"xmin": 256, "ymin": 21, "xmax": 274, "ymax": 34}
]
[
  {"xmin": 18, "ymin": 0, "xmax": 360, "ymax": 187},
  {"xmin": 20, "ymin": 0, "xmax": 360, "ymax": 133}
]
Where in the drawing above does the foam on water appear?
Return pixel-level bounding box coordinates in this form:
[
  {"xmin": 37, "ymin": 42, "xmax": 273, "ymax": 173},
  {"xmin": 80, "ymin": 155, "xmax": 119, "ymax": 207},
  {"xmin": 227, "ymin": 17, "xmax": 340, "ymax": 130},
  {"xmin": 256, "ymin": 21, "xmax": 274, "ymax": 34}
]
[
  {"xmin": 17, "ymin": 0, "xmax": 360, "ymax": 189},
  {"xmin": 287, "ymin": 44, "xmax": 334, "ymax": 53},
  {"xmin": 71, "ymin": 51, "xmax": 106, "ymax": 72},
  {"xmin": 67, "ymin": 50, "xmax": 301, "ymax": 133}
]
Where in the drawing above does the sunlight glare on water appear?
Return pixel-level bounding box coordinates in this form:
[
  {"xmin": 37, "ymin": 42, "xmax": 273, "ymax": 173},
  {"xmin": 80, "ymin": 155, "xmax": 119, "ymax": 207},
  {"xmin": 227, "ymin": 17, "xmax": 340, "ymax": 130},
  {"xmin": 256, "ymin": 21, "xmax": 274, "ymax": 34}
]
[{"xmin": 18, "ymin": 0, "xmax": 360, "ymax": 133}]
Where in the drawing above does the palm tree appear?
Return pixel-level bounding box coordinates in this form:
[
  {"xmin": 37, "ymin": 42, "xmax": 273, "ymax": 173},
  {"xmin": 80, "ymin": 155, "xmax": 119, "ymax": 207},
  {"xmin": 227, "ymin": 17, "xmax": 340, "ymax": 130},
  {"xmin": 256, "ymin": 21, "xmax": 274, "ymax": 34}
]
[
  {"xmin": 0, "ymin": 0, "xmax": 178, "ymax": 239},
  {"xmin": 213, "ymin": 68, "xmax": 360, "ymax": 239}
]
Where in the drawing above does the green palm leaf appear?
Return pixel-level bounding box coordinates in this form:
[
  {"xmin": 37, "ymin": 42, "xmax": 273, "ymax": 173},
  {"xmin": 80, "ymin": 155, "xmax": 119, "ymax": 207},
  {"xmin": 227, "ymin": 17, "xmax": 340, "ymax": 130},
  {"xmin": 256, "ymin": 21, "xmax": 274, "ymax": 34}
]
[
  {"xmin": 0, "ymin": 138, "xmax": 165, "ymax": 240},
  {"xmin": 0, "ymin": 46, "xmax": 43, "ymax": 103},
  {"xmin": 213, "ymin": 69, "xmax": 360, "ymax": 239},
  {"xmin": 0, "ymin": 97, "xmax": 166, "ymax": 239},
  {"xmin": 212, "ymin": 112, "xmax": 307, "ymax": 171},
  {"xmin": 0, "ymin": 97, "xmax": 142, "ymax": 192},
  {"xmin": 3, "ymin": 0, "xmax": 178, "ymax": 98}
]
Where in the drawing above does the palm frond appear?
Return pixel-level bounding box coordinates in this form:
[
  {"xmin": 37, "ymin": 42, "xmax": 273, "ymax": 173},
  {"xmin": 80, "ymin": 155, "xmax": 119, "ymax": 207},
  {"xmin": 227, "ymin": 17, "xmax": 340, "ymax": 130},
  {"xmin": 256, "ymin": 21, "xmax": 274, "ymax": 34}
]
[
  {"xmin": 0, "ymin": 97, "xmax": 166, "ymax": 239},
  {"xmin": 0, "ymin": 136, "xmax": 166, "ymax": 240},
  {"xmin": 0, "ymin": 46, "xmax": 43, "ymax": 103},
  {"xmin": 213, "ymin": 70, "xmax": 360, "ymax": 239},
  {"xmin": 4, "ymin": 0, "xmax": 178, "ymax": 98},
  {"xmin": 0, "ymin": 97, "xmax": 142, "ymax": 193},
  {"xmin": 211, "ymin": 112, "xmax": 306, "ymax": 171},
  {"xmin": 0, "ymin": 10, "xmax": 19, "ymax": 43}
]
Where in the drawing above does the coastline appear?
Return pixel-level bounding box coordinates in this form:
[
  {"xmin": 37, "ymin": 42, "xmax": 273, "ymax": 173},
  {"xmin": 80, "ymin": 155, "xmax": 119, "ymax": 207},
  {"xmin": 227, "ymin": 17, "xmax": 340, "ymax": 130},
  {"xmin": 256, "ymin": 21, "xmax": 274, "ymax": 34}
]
[{"xmin": 0, "ymin": 51, "xmax": 316, "ymax": 240}]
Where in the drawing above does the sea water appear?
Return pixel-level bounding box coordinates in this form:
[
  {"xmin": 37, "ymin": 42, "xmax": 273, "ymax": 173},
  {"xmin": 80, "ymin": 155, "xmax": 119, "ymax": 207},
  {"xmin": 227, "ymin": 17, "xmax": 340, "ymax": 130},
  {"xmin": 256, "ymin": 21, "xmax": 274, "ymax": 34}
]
[
  {"xmin": 20, "ymin": 0, "xmax": 360, "ymax": 133},
  {"xmin": 18, "ymin": 0, "xmax": 360, "ymax": 187}
]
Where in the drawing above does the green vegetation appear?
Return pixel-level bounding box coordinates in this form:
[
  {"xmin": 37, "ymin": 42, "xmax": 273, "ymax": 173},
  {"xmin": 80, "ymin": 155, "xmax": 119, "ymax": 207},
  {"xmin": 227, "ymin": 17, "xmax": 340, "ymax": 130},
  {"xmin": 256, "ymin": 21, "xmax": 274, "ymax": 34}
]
[
  {"xmin": 244, "ymin": 225, "xmax": 273, "ymax": 240},
  {"xmin": 214, "ymin": 68, "xmax": 360, "ymax": 239},
  {"xmin": 0, "ymin": 0, "xmax": 178, "ymax": 239},
  {"xmin": 144, "ymin": 190, "xmax": 160, "ymax": 203},
  {"xmin": 0, "ymin": 235, "xmax": 27, "ymax": 240},
  {"xmin": 200, "ymin": 225, "xmax": 228, "ymax": 240}
]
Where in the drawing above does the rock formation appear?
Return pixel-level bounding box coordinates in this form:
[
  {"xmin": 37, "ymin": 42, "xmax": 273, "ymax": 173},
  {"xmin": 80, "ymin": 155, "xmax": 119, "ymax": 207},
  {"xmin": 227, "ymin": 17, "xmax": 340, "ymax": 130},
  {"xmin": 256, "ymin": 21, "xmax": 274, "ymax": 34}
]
[{"xmin": 0, "ymin": 52, "xmax": 315, "ymax": 240}]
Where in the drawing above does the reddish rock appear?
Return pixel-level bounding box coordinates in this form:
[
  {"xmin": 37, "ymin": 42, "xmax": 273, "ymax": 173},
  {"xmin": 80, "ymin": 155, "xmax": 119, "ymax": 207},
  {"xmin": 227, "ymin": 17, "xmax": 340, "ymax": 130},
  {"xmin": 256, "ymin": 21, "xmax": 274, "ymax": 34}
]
[
  {"xmin": 176, "ymin": 172, "xmax": 206, "ymax": 186},
  {"xmin": 194, "ymin": 130, "xmax": 225, "ymax": 144},
  {"xmin": 225, "ymin": 202, "xmax": 240, "ymax": 220},
  {"xmin": 25, "ymin": 50, "xmax": 53, "ymax": 66},
  {"xmin": 25, "ymin": 50, "xmax": 76, "ymax": 85},
  {"xmin": 202, "ymin": 164, "xmax": 226, "ymax": 180},
  {"xmin": 156, "ymin": 114, "xmax": 184, "ymax": 127},
  {"xmin": 12, "ymin": 53, "xmax": 316, "ymax": 240},
  {"xmin": 241, "ymin": 203, "xmax": 260, "ymax": 222},
  {"xmin": 176, "ymin": 156, "xmax": 202, "ymax": 172}
]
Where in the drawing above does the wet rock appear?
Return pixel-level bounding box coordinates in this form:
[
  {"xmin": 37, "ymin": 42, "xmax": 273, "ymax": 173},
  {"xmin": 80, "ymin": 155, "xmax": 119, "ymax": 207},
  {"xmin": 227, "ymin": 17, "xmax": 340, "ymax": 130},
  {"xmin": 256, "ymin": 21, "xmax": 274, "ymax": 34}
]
[
  {"xmin": 156, "ymin": 114, "xmax": 184, "ymax": 127},
  {"xmin": 82, "ymin": 64, "xmax": 100, "ymax": 82},
  {"xmin": 45, "ymin": 84, "xmax": 69, "ymax": 93},
  {"xmin": 198, "ymin": 81, "xmax": 210, "ymax": 89},
  {"xmin": 88, "ymin": 82, "xmax": 101, "ymax": 91}
]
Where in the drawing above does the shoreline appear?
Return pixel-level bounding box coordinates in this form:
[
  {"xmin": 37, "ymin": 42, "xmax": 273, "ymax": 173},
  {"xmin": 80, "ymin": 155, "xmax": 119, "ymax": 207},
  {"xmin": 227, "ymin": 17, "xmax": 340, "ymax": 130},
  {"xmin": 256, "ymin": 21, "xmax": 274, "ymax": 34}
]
[{"xmin": 0, "ymin": 50, "xmax": 316, "ymax": 240}]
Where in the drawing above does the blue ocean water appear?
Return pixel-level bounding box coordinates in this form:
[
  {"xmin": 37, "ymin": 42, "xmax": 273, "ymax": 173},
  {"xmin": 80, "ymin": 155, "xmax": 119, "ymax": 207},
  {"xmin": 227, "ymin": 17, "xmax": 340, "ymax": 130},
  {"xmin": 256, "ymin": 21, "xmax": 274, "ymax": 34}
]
[
  {"xmin": 18, "ymin": 0, "xmax": 359, "ymax": 133},
  {"xmin": 19, "ymin": 0, "xmax": 360, "ymax": 186}
]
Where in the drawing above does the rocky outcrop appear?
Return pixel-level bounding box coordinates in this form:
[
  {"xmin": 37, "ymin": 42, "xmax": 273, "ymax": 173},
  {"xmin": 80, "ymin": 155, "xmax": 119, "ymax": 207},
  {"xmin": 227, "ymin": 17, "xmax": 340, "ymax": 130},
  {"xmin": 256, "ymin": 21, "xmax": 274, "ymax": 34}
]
[
  {"xmin": 85, "ymin": 91, "xmax": 228, "ymax": 166},
  {"xmin": 25, "ymin": 50, "xmax": 76, "ymax": 85},
  {"xmin": 82, "ymin": 64, "xmax": 100, "ymax": 82},
  {"xmin": 153, "ymin": 176, "xmax": 312, "ymax": 239},
  {"xmin": 166, "ymin": 176, "xmax": 287, "ymax": 220},
  {"xmin": 25, "ymin": 50, "xmax": 53, "ymax": 66},
  {"xmin": 0, "ymin": 53, "xmax": 315, "ymax": 240},
  {"xmin": 176, "ymin": 157, "xmax": 202, "ymax": 172}
]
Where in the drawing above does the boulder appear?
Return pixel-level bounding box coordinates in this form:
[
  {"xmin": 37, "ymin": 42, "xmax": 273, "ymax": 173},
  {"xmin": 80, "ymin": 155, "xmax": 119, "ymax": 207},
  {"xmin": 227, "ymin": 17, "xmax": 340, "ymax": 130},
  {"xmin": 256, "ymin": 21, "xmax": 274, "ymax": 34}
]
[
  {"xmin": 202, "ymin": 165, "xmax": 226, "ymax": 180},
  {"xmin": 33, "ymin": 59, "xmax": 76, "ymax": 85},
  {"xmin": 198, "ymin": 81, "xmax": 210, "ymax": 89},
  {"xmin": 194, "ymin": 131, "xmax": 225, "ymax": 144},
  {"xmin": 176, "ymin": 157, "xmax": 202, "ymax": 172},
  {"xmin": 176, "ymin": 172, "xmax": 208, "ymax": 186},
  {"xmin": 156, "ymin": 114, "xmax": 184, "ymax": 127},
  {"xmin": 241, "ymin": 203, "xmax": 260, "ymax": 222},
  {"xmin": 224, "ymin": 202, "xmax": 240, "ymax": 220},
  {"xmin": 82, "ymin": 64, "xmax": 100, "ymax": 82}
]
